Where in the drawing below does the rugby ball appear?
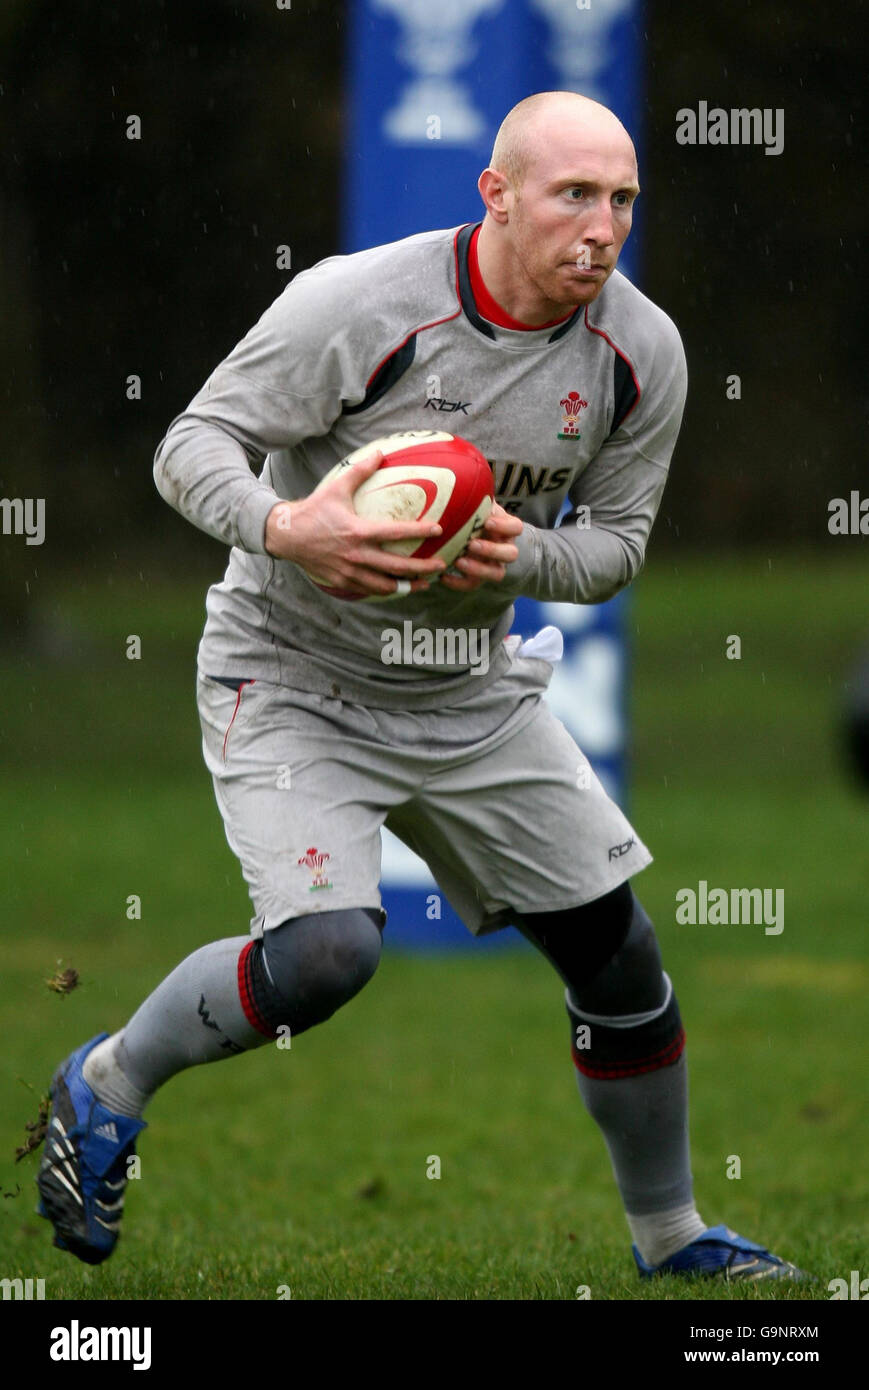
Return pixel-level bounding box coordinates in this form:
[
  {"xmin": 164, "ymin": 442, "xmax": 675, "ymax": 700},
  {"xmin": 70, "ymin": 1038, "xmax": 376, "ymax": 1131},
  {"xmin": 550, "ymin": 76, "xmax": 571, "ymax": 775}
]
[{"xmin": 305, "ymin": 430, "xmax": 494, "ymax": 600}]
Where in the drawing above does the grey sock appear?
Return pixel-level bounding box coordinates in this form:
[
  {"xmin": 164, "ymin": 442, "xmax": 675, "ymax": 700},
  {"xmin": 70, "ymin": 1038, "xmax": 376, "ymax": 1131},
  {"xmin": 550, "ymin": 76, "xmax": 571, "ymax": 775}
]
[
  {"xmin": 575, "ymin": 1054, "xmax": 705, "ymax": 1262},
  {"xmin": 576, "ymin": 1052, "xmax": 695, "ymax": 1214},
  {"xmin": 570, "ymin": 974, "xmax": 704, "ymax": 1263},
  {"xmin": 110, "ymin": 935, "xmax": 268, "ymax": 1099},
  {"xmin": 83, "ymin": 1034, "xmax": 152, "ymax": 1118}
]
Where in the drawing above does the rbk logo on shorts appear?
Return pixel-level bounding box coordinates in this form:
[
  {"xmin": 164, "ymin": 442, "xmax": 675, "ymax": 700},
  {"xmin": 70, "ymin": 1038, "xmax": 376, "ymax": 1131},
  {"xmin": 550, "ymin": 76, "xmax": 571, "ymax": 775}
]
[
  {"xmin": 608, "ymin": 837, "xmax": 636, "ymax": 861},
  {"xmin": 298, "ymin": 846, "xmax": 332, "ymax": 891}
]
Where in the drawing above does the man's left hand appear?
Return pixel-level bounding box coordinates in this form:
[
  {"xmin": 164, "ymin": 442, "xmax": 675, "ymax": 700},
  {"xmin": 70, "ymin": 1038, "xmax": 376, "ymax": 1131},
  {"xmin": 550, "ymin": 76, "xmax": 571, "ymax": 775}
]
[{"xmin": 438, "ymin": 502, "xmax": 523, "ymax": 592}]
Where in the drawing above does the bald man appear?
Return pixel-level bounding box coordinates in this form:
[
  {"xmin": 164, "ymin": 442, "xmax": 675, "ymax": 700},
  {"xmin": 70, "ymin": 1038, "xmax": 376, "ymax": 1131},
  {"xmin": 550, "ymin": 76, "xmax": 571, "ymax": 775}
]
[{"xmin": 38, "ymin": 91, "xmax": 806, "ymax": 1287}]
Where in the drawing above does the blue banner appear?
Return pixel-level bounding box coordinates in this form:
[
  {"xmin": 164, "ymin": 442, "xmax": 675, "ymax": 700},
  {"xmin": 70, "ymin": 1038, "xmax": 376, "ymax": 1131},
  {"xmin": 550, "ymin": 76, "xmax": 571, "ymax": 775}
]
[{"xmin": 344, "ymin": 0, "xmax": 642, "ymax": 948}]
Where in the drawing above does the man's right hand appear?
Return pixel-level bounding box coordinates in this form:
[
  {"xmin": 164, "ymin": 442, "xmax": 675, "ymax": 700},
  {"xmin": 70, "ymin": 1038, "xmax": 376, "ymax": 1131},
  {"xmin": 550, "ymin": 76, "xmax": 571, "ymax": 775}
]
[{"xmin": 264, "ymin": 448, "xmax": 446, "ymax": 599}]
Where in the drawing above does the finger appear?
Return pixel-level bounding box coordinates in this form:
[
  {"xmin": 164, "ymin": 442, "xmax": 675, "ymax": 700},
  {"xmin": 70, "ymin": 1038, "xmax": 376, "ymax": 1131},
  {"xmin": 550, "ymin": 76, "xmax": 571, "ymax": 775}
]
[
  {"xmin": 483, "ymin": 501, "xmax": 522, "ymax": 525},
  {"xmin": 340, "ymin": 570, "xmax": 409, "ymax": 598},
  {"xmin": 312, "ymin": 559, "xmax": 411, "ymax": 598},
  {"xmin": 452, "ymin": 554, "xmax": 507, "ymax": 582},
  {"xmin": 482, "ymin": 514, "xmax": 523, "ymax": 538},
  {"xmin": 438, "ymin": 572, "xmax": 482, "ymax": 593},
  {"xmin": 355, "ymin": 574, "xmax": 431, "ymax": 598},
  {"xmin": 331, "ymin": 554, "xmax": 446, "ymax": 595},
  {"xmin": 362, "ymin": 572, "xmax": 436, "ymax": 598},
  {"xmin": 351, "ymin": 546, "xmax": 447, "ymax": 577},
  {"xmin": 464, "ymin": 538, "xmax": 519, "ymax": 562},
  {"xmin": 355, "ymin": 517, "xmax": 444, "ymax": 545},
  {"xmin": 332, "ymin": 448, "xmax": 385, "ymax": 493}
]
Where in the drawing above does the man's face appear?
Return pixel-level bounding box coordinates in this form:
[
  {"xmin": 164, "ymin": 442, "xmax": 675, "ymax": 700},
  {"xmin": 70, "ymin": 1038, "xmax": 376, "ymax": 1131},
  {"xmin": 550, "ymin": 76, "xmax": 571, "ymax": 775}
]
[{"xmin": 503, "ymin": 123, "xmax": 639, "ymax": 313}]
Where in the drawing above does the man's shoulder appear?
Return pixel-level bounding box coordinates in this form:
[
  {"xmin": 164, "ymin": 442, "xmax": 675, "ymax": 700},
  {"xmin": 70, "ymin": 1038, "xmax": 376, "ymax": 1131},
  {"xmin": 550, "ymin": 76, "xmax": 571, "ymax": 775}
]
[
  {"xmin": 291, "ymin": 226, "xmax": 463, "ymax": 318},
  {"xmin": 310, "ymin": 225, "xmax": 462, "ymax": 273},
  {"xmin": 587, "ymin": 270, "xmax": 685, "ymax": 372}
]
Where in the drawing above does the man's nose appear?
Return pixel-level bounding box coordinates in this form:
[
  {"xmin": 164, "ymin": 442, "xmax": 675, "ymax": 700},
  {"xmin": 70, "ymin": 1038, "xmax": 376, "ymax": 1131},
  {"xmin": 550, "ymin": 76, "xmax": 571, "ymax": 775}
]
[{"xmin": 584, "ymin": 199, "xmax": 615, "ymax": 246}]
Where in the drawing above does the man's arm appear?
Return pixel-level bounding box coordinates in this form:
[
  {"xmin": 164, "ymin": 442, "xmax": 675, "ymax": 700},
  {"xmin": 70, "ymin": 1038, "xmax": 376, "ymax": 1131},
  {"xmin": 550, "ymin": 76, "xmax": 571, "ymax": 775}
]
[
  {"xmin": 153, "ymin": 387, "xmax": 289, "ymax": 556},
  {"xmin": 463, "ymin": 318, "xmax": 688, "ymax": 605},
  {"xmin": 152, "ymin": 272, "xmax": 447, "ymax": 594},
  {"xmin": 152, "ymin": 267, "xmax": 356, "ymax": 555}
]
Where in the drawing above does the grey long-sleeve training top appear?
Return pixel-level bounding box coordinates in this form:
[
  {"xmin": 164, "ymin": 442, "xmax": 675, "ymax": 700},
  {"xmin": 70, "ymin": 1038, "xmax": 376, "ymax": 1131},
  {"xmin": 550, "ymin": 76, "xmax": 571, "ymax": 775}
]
[{"xmin": 153, "ymin": 222, "xmax": 687, "ymax": 709}]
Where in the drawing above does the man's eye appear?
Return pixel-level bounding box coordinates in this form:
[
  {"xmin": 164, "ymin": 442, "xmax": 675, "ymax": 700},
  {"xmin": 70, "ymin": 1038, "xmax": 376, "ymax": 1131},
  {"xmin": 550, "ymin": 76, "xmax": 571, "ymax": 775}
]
[
  {"xmin": 614, "ymin": 193, "xmax": 631, "ymax": 207},
  {"xmin": 567, "ymin": 187, "xmax": 584, "ymax": 199}
]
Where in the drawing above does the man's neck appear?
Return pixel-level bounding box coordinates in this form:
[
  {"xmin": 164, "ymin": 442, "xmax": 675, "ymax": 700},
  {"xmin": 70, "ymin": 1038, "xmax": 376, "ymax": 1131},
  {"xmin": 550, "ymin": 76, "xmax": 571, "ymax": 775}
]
[{"xmin": 473, "ymin": 219, "xmax": 573, "ymax": 329}]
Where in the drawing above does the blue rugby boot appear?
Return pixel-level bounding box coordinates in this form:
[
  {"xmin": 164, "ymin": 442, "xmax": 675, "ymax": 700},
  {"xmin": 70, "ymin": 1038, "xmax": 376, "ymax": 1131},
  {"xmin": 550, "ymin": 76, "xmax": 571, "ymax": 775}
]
[
  {"xmin": 36, "ymin": 1033, "xmax": 146, "ymax": 1265},
  {"xmin": 633, "ymin": 1225, "xmax": 810, "ymax": 1283}
]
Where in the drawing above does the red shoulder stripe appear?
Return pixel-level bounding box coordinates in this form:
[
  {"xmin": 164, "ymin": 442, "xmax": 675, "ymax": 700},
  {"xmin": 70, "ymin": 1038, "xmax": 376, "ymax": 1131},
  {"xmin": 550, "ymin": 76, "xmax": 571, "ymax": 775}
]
[
  {"xmin": 361, "ymin": 231, "xmax": 465, "ymax": 391},
  {"xmin": 583, "ymin": 306, "xmax": 642, "ymax": 427}
]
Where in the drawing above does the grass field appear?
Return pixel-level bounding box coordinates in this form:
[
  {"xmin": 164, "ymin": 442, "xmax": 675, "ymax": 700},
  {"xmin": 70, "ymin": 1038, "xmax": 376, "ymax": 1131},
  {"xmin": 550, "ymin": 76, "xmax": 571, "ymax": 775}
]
[{"xmin": 1, "ymin": 549, "xmax": 866, "ymax": 1301}]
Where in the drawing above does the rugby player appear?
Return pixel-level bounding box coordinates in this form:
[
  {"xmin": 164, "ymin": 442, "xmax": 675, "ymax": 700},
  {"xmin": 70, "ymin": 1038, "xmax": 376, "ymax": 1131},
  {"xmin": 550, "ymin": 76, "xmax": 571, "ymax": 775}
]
[{"xmin": 37, "ymin": 92, "xmax": 805, "ymax": 1286}]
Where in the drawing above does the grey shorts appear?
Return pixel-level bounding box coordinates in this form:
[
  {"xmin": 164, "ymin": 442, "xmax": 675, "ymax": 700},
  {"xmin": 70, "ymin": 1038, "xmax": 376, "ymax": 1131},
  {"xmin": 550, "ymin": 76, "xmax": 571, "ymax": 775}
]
[{"xmin": 196, "ymin": 639, "xmax": 651, "ymax": 937}]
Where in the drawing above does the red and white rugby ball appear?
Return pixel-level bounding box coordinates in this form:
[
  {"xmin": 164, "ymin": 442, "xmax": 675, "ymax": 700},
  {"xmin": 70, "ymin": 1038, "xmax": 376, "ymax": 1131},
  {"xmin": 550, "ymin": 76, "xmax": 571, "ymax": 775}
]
[{"xmin": 305, "ymin": 430, "xmax": 494, "ymax": 601}]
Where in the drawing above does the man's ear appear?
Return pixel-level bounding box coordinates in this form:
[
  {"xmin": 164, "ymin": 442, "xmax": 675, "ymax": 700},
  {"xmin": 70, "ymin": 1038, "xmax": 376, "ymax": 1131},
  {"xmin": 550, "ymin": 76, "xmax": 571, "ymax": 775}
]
[{"xmin": 478, "ymin": 167, "xmax": 511, "ymax": 224}]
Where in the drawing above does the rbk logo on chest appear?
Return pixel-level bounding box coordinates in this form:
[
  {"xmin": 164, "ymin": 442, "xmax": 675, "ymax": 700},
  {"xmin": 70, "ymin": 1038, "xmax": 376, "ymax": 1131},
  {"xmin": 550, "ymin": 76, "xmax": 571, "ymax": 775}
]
[{"xmin": 423, "ymin": 396, "xmax": 472, "ymax": 414}]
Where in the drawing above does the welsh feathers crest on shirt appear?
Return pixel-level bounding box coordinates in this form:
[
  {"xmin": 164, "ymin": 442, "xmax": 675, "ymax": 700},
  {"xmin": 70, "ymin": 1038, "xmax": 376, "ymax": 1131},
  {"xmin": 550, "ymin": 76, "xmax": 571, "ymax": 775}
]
[{"xmin": 558, "ymin": 391, "xmax": 589, "ymax": 440}]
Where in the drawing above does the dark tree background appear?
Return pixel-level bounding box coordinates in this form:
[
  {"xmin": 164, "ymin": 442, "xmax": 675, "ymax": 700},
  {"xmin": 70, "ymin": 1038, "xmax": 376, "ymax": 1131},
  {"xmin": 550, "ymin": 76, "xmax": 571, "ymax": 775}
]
[
  {"xmin": 644, "ymin": 3, "xmax": 868, "ymax": 547},
  {"xmin": 1, "ymin": 0, "xmax": 866, "ymax": 642}
]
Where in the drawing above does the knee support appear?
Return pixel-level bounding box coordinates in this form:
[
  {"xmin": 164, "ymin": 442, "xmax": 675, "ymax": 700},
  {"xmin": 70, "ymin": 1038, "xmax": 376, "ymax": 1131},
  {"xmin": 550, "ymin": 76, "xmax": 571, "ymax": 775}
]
[
  {"xmin": 569, "ymin": 896, "xmax": 684, "ymax": 1079},
  {"xmin": 521, "ymin": 888, "xmax": 684, "ymax": 1080},
  {"xmin": 237, "ymin": 907, "xmax": 383, "ymax": 1039},
  {"xmin": 571, "ymin": 892, "xmax": 666, "ymax": 1016},
  {"xmin": 519, "ymin": 881, "xmax": 635, "ymax": 994}
]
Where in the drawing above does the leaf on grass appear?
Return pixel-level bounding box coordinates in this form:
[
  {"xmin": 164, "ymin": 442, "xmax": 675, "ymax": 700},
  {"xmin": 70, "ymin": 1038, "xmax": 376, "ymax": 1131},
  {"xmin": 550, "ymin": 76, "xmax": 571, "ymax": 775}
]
[
  {"xmin": 14, "ymin": 1093, "xmax": 51, "ymax": 1162},
  {"xmin": 45, "ymin": 966, "xmax": 80, "ymax": 997}
]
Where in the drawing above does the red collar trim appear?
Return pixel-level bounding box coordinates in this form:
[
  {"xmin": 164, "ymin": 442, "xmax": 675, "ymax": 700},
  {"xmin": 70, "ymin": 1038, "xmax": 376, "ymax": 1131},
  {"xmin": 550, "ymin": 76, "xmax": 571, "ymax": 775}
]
[{"xmin": 467, "ymin": 225, "xmax": 574, "ymax": 332}]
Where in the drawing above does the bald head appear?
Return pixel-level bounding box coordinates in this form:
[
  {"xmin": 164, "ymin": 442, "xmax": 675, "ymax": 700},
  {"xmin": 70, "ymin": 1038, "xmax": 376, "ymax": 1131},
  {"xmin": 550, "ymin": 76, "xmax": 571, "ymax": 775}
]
[
  {"xmin": 475, "ymin": 91, "xmax": 639, "ymax": 323},
  {"xmin": 490, "ymin": 91, "xmax": 635, "ymax": 191}
]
